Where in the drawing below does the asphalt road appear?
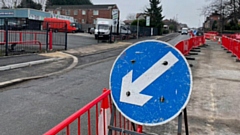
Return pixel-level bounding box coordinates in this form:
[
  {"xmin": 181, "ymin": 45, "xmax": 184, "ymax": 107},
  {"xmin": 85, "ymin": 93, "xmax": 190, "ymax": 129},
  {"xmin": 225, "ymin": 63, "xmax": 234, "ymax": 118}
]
[
  {"xmin": 67, "ymin": 33, "xmax": 98, "ymax": 49},
  {"xmin": 168, "ymin": 33, "xmax": 191, "ymax": 46},
  {"xmin": 0, "ymin": 34, "xmax": 190, "ymax": 135}
]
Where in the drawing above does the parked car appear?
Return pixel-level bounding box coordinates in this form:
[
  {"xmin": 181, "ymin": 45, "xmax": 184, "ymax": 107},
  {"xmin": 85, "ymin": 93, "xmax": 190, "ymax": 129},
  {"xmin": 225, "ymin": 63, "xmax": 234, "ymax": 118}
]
[
  {"xmin": 89, "ymin": 27, "xmax": 95, "ymax": 34},
  {"xmin": 0, "ymin": 22, "xmax": 23, "ymax": 30}
]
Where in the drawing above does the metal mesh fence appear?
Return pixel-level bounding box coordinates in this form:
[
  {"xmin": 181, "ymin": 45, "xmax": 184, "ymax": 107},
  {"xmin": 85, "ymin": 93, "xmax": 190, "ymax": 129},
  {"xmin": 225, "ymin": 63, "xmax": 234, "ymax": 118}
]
[
  {"xmin": 0, "ymin": 19, "xmax": 67, "ymax": 56},
  {"xmin": 113, "ymin": 25, "xmax": 159, "ymax": 41}
]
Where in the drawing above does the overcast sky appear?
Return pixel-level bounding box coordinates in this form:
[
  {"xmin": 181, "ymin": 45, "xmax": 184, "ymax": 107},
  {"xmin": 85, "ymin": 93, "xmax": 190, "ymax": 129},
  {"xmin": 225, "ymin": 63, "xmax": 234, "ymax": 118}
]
[{"xmin": 91, "ymin": 0, "xmax": 210, "ymax": 28}]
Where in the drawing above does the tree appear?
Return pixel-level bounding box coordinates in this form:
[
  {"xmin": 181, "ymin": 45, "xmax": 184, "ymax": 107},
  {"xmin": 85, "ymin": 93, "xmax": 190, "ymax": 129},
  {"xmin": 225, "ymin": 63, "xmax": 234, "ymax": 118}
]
[
  {"xmin": 145, "ymin": 0, "xmax": 164, "ymax": 35},
  {"xmin": 212, "ymin": 20, "xmax": 218, "ymax": 30},
  {"xmin": 0, "ymin": 0, "xmax": 21, "ymax": 8},
  {"xmin": 131, "ymin": 19, "xmax": 146, "ymax": 27},
  {"xmin": 126, "ymin": 13, "xmax": 136, "ymax": 20},
  {"xmin": 34, "ymin": 0, "xmax": 48, "ymax": 10},
  {"xmin": 46, "ymin": 0, "xmax": 92, "ymax": 7},
  {"xmin": 202, "ymin": 0, "xmax": 240, "ymax": 30},
  {"xmin": 17, "ymin": 0, "xmax": 42, "ymax": 10}
]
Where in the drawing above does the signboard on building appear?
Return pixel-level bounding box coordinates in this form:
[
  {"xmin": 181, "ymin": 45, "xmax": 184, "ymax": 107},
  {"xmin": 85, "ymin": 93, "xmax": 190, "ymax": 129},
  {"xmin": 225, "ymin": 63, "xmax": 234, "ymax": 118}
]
[
  {"xmin": 0, "ymin": 12, "xmax": 14, "ymax": 15},
  {"xmin": 52, "ymin": 14, "xmax": 74, "ymax": 22},
  {"xmin": 29, "ymin": 14, "xmax": 45, "ymax": 21},
  {"xmin": 112, "ymin": 9, "xmax": 119, "ymax": 26}
]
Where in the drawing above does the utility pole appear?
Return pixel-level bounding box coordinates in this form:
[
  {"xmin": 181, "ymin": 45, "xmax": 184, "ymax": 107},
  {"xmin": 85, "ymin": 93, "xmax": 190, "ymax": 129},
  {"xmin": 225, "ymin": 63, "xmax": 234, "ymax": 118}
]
[
  {"xmin": 221, "ymin": 0, "xmax": 223, "ymax": 34},
  {"xmin": 234, "ymin": 0, "xmax": 237, "ymax": 24},
  {"xmin": 231, "ymin": 0, "xmax": 237, "ymax": 25}
]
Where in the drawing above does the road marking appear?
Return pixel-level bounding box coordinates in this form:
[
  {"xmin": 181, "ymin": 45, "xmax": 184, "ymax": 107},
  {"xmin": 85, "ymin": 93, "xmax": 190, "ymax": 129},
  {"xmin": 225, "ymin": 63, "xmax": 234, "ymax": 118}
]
[{"xmin": 208, "ymin": 81, "xmax": 216, "ymax": 135}]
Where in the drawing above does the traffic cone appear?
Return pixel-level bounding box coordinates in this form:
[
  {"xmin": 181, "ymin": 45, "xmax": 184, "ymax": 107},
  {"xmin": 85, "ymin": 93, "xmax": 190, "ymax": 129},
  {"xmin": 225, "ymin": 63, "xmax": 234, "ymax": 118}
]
[
  {"xmin": 98, "ymin": 88, "xmax": 111, "ymax": 135},
  {"xmin": 218, "ymin": 38, "xmax": 221, "ymax": 45},
  {"xmin": 213, "ymin": 36, "xmax": 216, "ymax": 41}
]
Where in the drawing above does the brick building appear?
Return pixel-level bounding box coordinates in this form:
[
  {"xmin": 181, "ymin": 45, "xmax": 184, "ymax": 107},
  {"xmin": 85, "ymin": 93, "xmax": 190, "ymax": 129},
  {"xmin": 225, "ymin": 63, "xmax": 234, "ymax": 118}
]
[
  {"xmin": 204, "ymin": 11, "xmax": 220, "ymax": 31},
  {"xmin": 46, "ymin": 4, "xmax": 119, "ymax": 32}
]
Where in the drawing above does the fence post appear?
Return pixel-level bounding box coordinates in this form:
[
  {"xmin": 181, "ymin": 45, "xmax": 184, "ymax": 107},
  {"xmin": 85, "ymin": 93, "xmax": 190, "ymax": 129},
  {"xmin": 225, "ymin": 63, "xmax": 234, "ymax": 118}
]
[
  {"xmin": 46, "ymin": 22, "xmax": 49, "ymax": 51},
  {"xmin": 34, "ymin": 33, "xmax": 37, "ymax": 45},
  {"xmin": 98, "ymin": 27, "xmax": 100, "ymax": 43},
  {"xmin": 19, "ymin": 32, "xmax": 22, "ymax": 42},
  {"xmin": 49, "ymin": 30, "xmax": 53, "ymax": 50},
  {"xmin": 65, "ymin": 23, "xmax": 67, "ymax": 50},
  {"xmin": 109, "ymin": 25, "xmax": 112, "ymax": 43},
  {"xmin": 5, "ymin": 18, "xmax": 8, "ymax": 56},
  {"xmin": 137, "ymin": 125, "xmax": 143, "ymax": 133}
]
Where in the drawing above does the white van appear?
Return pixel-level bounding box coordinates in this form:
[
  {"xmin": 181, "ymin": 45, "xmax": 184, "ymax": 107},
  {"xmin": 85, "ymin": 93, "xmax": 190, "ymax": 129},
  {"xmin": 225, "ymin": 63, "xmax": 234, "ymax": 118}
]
[
  {"xmin": 94, "ymin": 18, "xmax": 113, "ymax": 39},
  {"xmin": 181, "ymin": 28, "xmax": 188, "ymax": 35}
]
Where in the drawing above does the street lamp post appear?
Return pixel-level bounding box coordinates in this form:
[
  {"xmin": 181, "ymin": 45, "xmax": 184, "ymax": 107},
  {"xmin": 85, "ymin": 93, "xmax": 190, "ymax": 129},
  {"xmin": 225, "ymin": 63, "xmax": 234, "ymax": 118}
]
[
  {"xmin": 137, "ymin": 14, "xmax": 147, "ymax": 39},
  {"xmin": 137, "ymin": 17, "xmax": 139, "ymax": 39},
  {"xmin": 220, "ymin": 0, "xmax": 223, "ymax": 34}
]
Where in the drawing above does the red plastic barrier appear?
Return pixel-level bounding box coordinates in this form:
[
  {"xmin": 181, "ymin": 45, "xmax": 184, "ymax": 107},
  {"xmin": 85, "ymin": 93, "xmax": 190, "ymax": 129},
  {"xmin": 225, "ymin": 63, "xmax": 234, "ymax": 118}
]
[
  {"xmin": 175, "ymin": 41, "xmax": 184, "ymax": 54},
  {"xmin": 175, "ymin": 36, "xmax": 204, "ymax": 56},
  {"xmin": 204, "ymin": 33, "xmax": 217, "ymax": 40},
  {"xmin": 44, "ymin": 89, "xmax": 141, "ymax": 135},
  {"xmin": 232, "ymin": 40, "xmax": 238, "ymax": 56},
  {"xmin": 222, "ymin": 35, "xmax": 240, "ymax": 61},
  {"xmin": 236, "ymin": 41, "xmax": 240, "ymax": 60}
]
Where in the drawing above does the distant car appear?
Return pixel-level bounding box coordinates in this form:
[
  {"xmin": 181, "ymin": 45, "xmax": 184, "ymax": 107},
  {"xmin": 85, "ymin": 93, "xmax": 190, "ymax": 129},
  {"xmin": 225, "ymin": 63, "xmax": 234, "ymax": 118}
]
[
  {"xmin": 89, "ymin": 28, "xmax": 95, "ymax": 34},
  {"xmin": 7, "ymin": 22, "xmax": 22, "ymax": 30}
]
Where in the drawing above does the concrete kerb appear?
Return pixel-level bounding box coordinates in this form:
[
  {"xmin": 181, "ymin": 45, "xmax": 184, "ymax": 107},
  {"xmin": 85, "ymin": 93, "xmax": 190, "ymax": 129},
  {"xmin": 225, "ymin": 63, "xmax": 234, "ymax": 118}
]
[
  {"xmin": 0, "ymin": 52, "xmax": 78, "ymax": 88},
  {"xmin": 0, "ymin": 58, "xmax": 63, "ymax": 71}
]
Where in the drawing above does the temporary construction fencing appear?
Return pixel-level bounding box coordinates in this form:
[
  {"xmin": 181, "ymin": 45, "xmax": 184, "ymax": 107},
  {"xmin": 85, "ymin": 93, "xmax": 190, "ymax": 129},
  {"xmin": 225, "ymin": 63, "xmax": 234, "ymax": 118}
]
[
  {"xmin": 44, "ymin": 88, "xmax": 142, "ymax": 135},
  {"xmin": 222, "ymin": 35, "xmax": 240, "ymax": 61},
  {"xmin": 175, "ymin": 36, "xmax": 205, "ymax": 55},
  {"xmin": 44, "ymin": 35, "xmax": 205, "ymax": 135}
]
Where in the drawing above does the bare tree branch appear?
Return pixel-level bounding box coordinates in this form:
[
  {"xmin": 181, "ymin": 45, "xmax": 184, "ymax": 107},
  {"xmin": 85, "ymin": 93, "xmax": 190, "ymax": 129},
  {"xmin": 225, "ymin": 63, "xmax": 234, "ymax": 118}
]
[{"xmin": 126, "ymin": 13, "xmax": 136, "ymax": 20}]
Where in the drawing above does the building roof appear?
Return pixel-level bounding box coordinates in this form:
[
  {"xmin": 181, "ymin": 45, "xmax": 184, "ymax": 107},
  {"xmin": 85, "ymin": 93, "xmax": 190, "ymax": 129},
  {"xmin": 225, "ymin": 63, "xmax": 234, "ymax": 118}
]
[
  {"xmin": 47, "ymin": 4, "xmax": 118, "ymax": 10},
  {"xmin": 136, "ymin": 13, "xmax": 147, "ymax": 19},
  {"xmin": 123, "ymin": 20, "xmax": 134, "ymax": 25}
]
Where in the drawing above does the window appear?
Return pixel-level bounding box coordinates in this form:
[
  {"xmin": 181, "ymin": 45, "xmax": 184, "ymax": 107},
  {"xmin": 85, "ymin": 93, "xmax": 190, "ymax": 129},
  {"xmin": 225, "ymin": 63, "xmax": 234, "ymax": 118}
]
[
  {"xmin": 93, "ymin": 10, "xmax": 99, "ymax": 15},
  {"xmin": 65, "ymin": 10, "xmax": 70, "ymax": 15},
  {"xmin": 82, "ymin": 10, "xmax": 86, "ymax": 15},
  {"xmin": 82, "ymin": 19, "xmax": 85, "ymax": 24},
  {"xmin": 74, "ymin": 10, "xmax": 78, "ymax": 15}
]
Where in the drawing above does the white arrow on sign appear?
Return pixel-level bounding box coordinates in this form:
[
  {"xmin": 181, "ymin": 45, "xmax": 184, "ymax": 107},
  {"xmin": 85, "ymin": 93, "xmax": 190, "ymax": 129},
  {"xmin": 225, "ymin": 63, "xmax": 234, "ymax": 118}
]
[{"xmin": 120, "ymin": 51, "xmax": 179, "ymax": 106}]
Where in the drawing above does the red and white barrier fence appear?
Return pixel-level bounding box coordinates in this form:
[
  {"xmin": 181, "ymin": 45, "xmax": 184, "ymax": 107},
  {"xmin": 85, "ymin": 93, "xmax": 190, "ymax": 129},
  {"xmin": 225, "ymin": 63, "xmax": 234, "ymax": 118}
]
[
  {"xmin": 44, "ymin": 89, "xmax": 141, "ymax": 135},
  {"xmin": 175, "ymin": 36, "xmax": 205, "ymax": 55},
  {"xmin": 222, "ymin": 36, "xmax": 240, "ymax": 61}
]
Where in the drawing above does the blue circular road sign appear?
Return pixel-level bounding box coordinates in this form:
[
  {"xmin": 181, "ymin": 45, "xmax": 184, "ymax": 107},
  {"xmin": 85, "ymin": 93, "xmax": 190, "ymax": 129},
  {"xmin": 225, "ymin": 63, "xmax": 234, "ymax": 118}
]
[{"xmin": 110, "ymin": 40, "xmax": 192, "ymax": 126}]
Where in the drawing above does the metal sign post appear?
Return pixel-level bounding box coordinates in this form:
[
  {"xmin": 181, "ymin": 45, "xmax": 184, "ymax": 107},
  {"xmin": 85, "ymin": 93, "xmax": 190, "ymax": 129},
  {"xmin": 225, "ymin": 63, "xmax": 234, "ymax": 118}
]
[
  {"xmin": 146, "ymin": 16, "xmax": 150, "ymax": 26},
  {"xmin": 109, "ymin": 40, "xmax": 192, "ymax": 134}
]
